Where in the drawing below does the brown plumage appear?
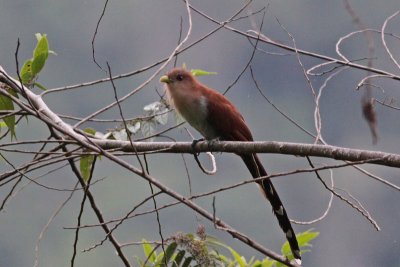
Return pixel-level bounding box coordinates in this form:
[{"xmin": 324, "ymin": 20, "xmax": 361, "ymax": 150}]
[{"xmin": 160, "ymin": 68, "xmax": 301, "ymax": 262}]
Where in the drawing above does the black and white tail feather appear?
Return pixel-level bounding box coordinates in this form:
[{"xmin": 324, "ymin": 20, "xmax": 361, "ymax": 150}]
[{"xmin": 241, "ymin": 154, "xmax": 302, "ymax": 264}]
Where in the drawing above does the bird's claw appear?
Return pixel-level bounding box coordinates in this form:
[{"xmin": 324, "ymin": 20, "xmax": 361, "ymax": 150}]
[
  {"xmin": 192, "ymin": 137, "xmax": 220, "ymax": 155},
  {"xmin": 191, "ymin": 138, "xmax": 205, "ymax": 156},
  {"xmin": 207, "ymin": 138, "xmax": 219, "ymax": 149}
]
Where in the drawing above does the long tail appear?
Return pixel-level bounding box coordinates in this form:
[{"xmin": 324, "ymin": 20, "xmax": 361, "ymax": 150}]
[{"xmin": 240, "ymin": 154, "xmax": 301, "ymax": 262}]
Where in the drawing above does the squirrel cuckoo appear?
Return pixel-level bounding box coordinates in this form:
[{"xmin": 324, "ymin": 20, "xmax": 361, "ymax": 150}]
[{"xmin": 160, "ymin": 68, "xmax": 301, "ymax": 263}]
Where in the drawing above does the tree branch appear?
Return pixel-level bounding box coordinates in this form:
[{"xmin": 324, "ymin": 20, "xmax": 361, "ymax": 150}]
[{"xmin": 94, "ymin": 140, "xmax": 400, "ymax": 168}]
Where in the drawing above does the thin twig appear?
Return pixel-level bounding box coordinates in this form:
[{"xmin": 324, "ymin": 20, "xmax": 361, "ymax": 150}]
[
  {"xmin": 291, "ymin": 169, "xmax": 334, "ymax": 225},
  {"xmin": 82, "ymin": 191, "xmax": 162, "ymax": 252},
  {"xmin": 222, "ymin": 11, "xmax": 266, "ymax": 95},
  {"xmin": 71, "ymin": 157, "xmax": 97, "ymax": 267},
  {"xmin": 91, "ymin": 0, "xmax": 109, "ymax": 70},
  {"xmin": 144, "ymin": 154, "xmax": 167, "ymax": 264},
  {"xmin": 381, "ymin": 10, "xmax": 400, "ymax": 70},
  {"xmin": 306, "ymin": 157, "xmax": 380, "ymax": 230},
  {"xmin": 34, "ymin": 182, "xmax": 79, "ymax": 267}
]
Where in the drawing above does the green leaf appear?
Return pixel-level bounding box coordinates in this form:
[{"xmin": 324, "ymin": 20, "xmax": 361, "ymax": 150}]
[
  {"xmin": 281, "ymin": 229, "xmax": 319, "ymax": 261},
  {"xmin": 259, "ymin": 259, "xmax": 275, "ymax": 267},
  {"xmin": 191, "ymin": 69, "xmax": 217, "ymax": 77},
  {"xmin": 205, "ymin": 235, "xmax": 231, "ymax": 250},
  {"xmin": 83, "ymin": 127, "xmax": 96, "ymax": 136},
  {"xmin": 0, "ymin": 93, "xmax": 16, "ymax": 139},
  {"xmin": 172, "ymin": 250, "xmax": 185, "ymax": 266},
  {"xmin": 33, "ymin": 33, "xmax": 49, "ymax": 60},
  {"xmin": 20, "ymin": 59, "xmax": 33, "ymax": 84},
  {"xmin": 33, "ymin": 82, "xmax": 48, "ymax": 91},
  {"xmin": 210, "ymin": 251, "xmax": 230, "ymax": 264},
  {"xmin": 154, "ymin": 252, "xmax": 164, "ymax": 264},
  {"xmin": 181, "ymin": 257, "xmax": 193, "ymax": 267},
  {"xmin": 247, "ymin": 256, "xmax": 256, "ymax": 266},
  {"xmin": 228, "ymin": 246, "xmax": 246, "ymax": 267},
  {"xmin": 31, "ymin": 34, "xmax": 49, "ymax": 76},
  {"xmin": 206, "ymin": 236, "xmax": 247, "ymax": 266},
  {"xmin": 20, "ymin": 34, "xmax": 52, "ymax": 85},
  {"xmin": 251, "ymin": 260, "xmax": 271, "ymax": 267},
  {"xmin": 31, "ymin": 53, "xmax": 47, "ymax": 76},
  {"xmin": 142, "ymin": 240, "xmax": 156, "ymax": 263},
  {"xmin": 159, "ymin": 242, "xmax": 178, "ymax": 266},
  {"xmin": 80, "ymin": 153, "xmax": 95, "ymax": 183}
]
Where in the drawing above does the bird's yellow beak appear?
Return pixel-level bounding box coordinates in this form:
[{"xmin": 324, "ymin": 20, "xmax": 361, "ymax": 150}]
[{"xmin": 160, "ymin": 75, "xmax": 170, "ymax": 84}]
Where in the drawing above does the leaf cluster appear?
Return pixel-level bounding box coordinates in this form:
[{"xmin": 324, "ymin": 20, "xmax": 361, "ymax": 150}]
[
  {"xmin": 136, "ymin": 229, "xmax": 318, "ymax": 267},
  {"xmin": 0, "ymin": 33, "xmax": 53, "ymax": 139}
]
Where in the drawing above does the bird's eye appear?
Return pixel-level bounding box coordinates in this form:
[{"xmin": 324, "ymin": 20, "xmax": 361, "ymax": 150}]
[{"xmin": 176, "ymin": 74, "xmax": 184, "ymax": 81}]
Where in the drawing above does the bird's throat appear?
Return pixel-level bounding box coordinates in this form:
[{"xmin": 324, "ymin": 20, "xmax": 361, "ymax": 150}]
[{"xmin": 167, "ymin": 89, "xmax": 217, "ymax": 139}]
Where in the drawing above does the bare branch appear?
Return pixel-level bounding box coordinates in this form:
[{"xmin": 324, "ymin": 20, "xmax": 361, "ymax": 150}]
[
  {"xmin": 306, "ymin": 157, "xmax": 379, "ymax": 230},
  {"xmin": 291, "ymin": 169, "xmax": 334, "ymax": 225},
  {"xmin": 381, "ymin": 10, "xmax": 400, "ymax": 70},
  {"xmin": 93, "ymin": 140, "xmax": 400, "ymax": 169},
  {"xmin": 91, "ymin": 0, "xmax": 110, "ymax": 70},
  {"xmin": 222, "ymin": 10, "xmax": 265, "ymax": 95}
]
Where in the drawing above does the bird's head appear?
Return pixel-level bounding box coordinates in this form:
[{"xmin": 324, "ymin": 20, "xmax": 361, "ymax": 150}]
[{"xmin": 159, "ymin": 68, "xmax": 197, "ymax": 94}]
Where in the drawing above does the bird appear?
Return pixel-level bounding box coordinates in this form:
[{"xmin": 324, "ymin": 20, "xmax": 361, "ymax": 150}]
[{"xmin": 160, "ymin": 67, "xmax": 301, "ymax": 263}]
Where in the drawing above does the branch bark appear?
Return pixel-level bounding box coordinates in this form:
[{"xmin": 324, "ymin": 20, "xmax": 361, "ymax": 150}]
[{"xmin": 95, "ymin": 139, "xmax": 400, "ymax": 168}]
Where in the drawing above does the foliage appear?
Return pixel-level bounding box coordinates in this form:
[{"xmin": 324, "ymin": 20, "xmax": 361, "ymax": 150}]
[
  {"xmin": 136, "ymin": 228, "xmax": 318, "ymax": 267},
  {"xmin": 276, "ymin": 229, "xmax": 319, "ymax": 267},
  {"xmin": 79, "ymin": 128, "xmax": 97, "ymax": 183},
  {"xmin": 0, "ymin": 33, "xmax": 53, "ymax": 139},
  {"xmin": 191, "ymin": 69, "xmax": 218, "ymax": 77},
  {"xmin": 20, "ymin": 33, "xmax": 54, "ymax": 88},
  {"xmin": 0, "ymin": 87, "xmax": 17, "ymax": 139}
]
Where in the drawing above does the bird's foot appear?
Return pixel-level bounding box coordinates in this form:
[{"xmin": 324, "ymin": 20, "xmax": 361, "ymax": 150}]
[
  {"xmin": 191, "ymin": 138, "xmax": 205, "ymax": 156},
  {"xmin": 192, "ymin": 137, "xmax": 220, "ymax": 155},
  {"xmin": 207, "ymin": 138, "xmax": 219, "ymax": 148}
]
